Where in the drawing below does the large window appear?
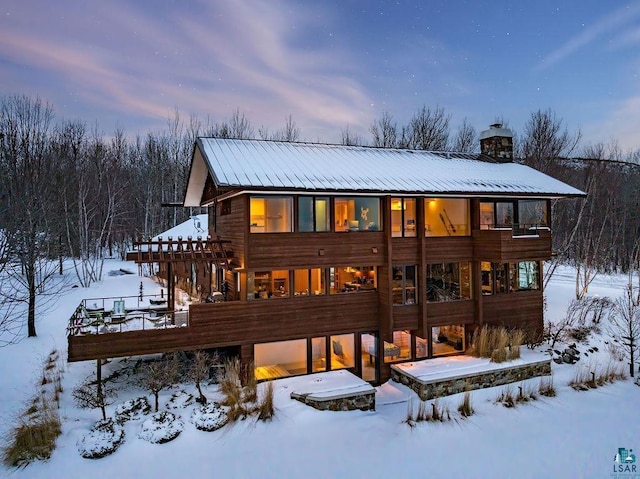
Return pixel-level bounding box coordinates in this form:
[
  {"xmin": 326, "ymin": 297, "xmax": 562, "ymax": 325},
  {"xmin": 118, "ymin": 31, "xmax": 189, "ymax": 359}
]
[
  {"xmin": 298, "ymin": 196, "xmax": 330, "ymax": 232},
  {"xmin": 247, "ymin": 270, "xmax": 290, "ymax": 300},
  {"xmin": 480, "ymin": 199, "xmax": 548, "ymax": 233},
  {"xmin": 329, "ymin": 266, "xmax": 376, "ymax": 294},
  {"xmin": 425, "ymin": 198, "xmax": 469, "ymax": 236},
  {"xmin": 331, "ymin": 333, "xmax": 355, "ymax": 370},
  {"xmin": 250, "ymin": 196, "xmax": 293, "ymax": 233},
  {"xmin": 518, "ymin": 200, "xmax": 548, "ymax": 230},
  {"xmin": 383, "ymin": 331, "xmax": 411, "ymax": 363},
  {"xmin": 293, "ymin": 268, "xmax": 326, "ymax": 296},
  {"xmin": 482, "ymin": 261, "xmax": 540, "ymax": 294},
  {"xmin": 426, "ymin": 262, "xmax": 472, "ymax": 302},
  {"xmin": 391, "ymin": 198, "xmax": 417, "ymax": 237},
  {"xmin": 432, "ymin": 325, "xmax": 465, "ymax": 356},
  {"xmin": 392, "ymin": 265, "xmax": 417, "ymax": 305},
  {"xmin": 334, "ymin": 197, "xmax": 381, "ymax": 232},
  {"xmin": 254, "ymin": 339, "xmax": 307, "ymax": 380}
]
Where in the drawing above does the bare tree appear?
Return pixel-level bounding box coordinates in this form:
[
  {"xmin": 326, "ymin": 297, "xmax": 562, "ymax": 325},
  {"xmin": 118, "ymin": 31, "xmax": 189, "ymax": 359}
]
[
  {"xmin": 521, "ymin": 108, "xmax": 581, "ymax": 172},
  {"xmin": 404, "ymin": 105, "xmax": 450, "ymax": 151},
  {"xmin": 607, "ymin": 279, "xmax": 640, "ymax": 377},
  {"xmin": 189, "ymin": 350, "xmax": 215, "ymax": 404},
  {"xmin": 340, "ymin": 124, "xmax": 362, "ymax": 146},
  {"xmin": 143, "ymin": 354, "xmax": 180, "ymax": 412},
  {"xmin": 369, "ymin": 111, "xmax": 397, "ymax": 148},
  {"xmin": 73, "ymin": 379, "xmax": 116, "ymax": 421},
  {"xmin": 260, "ymin": 115, "xmax": 301, "ymax": 142},
  {"xmin": 451, "ymin": 118, "xmax": 478, "ymax": 153},
  {"xmin": 0, "ymin": 94, "xmax": 63, "ymax": 339}
]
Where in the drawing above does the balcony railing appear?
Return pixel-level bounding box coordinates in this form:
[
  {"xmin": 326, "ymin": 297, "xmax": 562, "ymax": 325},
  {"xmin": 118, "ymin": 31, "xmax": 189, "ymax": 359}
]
[
  {"xmin": 480, "ymin": 223, "xmax": 549, "ymax": 237},
  {"xmin": 67, "ymin": 294, "xmax": 189, "ymax": 336}
]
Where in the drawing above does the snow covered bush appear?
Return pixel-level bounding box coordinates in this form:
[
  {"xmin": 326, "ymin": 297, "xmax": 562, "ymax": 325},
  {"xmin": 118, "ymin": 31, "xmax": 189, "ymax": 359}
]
[
  {"xmin": 138, "ymin": 411, "xmax": 184, "ymax": 444},
  {"xmin": 191, "ymin": 402, "xmax": 228, "ymax": 432},
  {"xmin": 114, "ymin": 396, "xmax": 151, "ymax": 424},
  {"xmin": 77, "ymin": 418, "xmax": 125, "ymax": 459}
]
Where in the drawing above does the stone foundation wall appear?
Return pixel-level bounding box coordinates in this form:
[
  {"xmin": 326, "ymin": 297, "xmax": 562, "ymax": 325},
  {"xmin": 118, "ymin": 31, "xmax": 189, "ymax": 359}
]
[
  {"xmin": 290, "ymin": 391, "xmax": 376, "ymax": 411},
  {"xmin": 391, "ymin": 360, "xmax": 551, "ymax": 401}
]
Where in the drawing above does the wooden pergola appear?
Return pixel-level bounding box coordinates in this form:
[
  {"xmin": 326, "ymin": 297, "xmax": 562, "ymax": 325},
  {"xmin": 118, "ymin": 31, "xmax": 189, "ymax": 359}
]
[{"xmin": 126, "ymin": 235, "xmax": 234, "ymax": 310}]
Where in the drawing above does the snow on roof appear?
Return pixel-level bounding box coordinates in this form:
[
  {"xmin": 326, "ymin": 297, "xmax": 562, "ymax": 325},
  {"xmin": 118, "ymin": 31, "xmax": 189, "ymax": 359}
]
[
  {"xmin": 153, "ymin": 215, "xmax": 208, "ymax": 241},
  {"xmin": 185, "ymin": 139, "xmax": 584, "ymax": 206}
]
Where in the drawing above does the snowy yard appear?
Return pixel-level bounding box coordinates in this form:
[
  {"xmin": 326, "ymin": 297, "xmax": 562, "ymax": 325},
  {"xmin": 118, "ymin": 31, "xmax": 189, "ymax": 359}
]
[{"xmin": 0, "ymin": 261, "xmax": 638, "ymax": 479}]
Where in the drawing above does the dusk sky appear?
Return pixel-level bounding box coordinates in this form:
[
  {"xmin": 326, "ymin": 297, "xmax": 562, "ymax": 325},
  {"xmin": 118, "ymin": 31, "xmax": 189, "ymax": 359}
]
[{"xmin": 2, "ymin": 1, "xmax": 639, "ymax": 150}]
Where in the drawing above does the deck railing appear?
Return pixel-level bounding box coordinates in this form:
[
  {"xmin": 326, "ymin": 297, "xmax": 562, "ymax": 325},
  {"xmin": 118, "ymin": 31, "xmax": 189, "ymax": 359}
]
[{"xmin": 67, "ymin": 294, "xmax": 189, "ymax": 336}]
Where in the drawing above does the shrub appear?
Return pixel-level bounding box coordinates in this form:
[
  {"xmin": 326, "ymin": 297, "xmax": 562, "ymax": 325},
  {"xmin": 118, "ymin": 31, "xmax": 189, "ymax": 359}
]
[
  {"xmin": 138, "ymin": 411, "xmax": 184, "ymax": 444},
  {"xmin": 490, "ymin": 329, "xmax": 509, "ymax": 363},
  {"xmin": 114, "ymin": 396, "xmax": 151, "ymax": 424},
  {"xmin": 191, "ymin": 402, "xmax": 229, "ymax": 431},
  {"xmin": 77, "ymin": 418, "xmax": 125, "ymax": 459}
]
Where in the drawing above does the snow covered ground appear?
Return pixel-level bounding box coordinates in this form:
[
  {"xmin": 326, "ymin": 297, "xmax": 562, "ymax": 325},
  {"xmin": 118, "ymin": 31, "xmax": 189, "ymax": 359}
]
[{"xmin": 0, "ymin": 262, "xmax": 638, "ymax": 479}]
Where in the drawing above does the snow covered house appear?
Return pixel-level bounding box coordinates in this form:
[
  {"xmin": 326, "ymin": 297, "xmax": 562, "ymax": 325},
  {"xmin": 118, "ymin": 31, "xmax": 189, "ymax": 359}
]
[{"xmin": 68, "ymin": 125, "xmax": 584, "ymax": 384}]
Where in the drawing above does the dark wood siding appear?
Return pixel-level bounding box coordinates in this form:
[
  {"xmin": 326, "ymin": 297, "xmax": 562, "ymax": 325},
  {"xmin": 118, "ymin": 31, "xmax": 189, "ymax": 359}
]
[
  {"xmin": 482, "ymin": 291, "xmax": 544, "ymax": 340},
  {"xmin": 248, "ymin": 232, "xmax": 386, "ymax": 269},
  {"xmin": 215, "ymin": 195, "xmax": 246, "ymax": 268},
  {"xmin": 68, "ymin": 293, "xmax": 378, "ymax": 362},
  {"xmin": 425, "ymin": 300, "xmax": 476, "ymax": 326},
  {"xmin": 472, "ymin": 229, "xmax": 551, "ymax": 262},
  {"xmin": 392, "ymin": 305, "xmax": 420, "ymax": 330},
  {"xmin": 424, "ymin": 237, "xmax": 474, "ymax": 262}
]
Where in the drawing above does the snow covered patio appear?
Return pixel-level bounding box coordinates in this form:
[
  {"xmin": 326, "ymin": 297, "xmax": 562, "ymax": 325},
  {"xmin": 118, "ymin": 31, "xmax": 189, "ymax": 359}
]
[
  {"xmin": 278, "ymin": 351, "xmax": 551, "ymax": 410},
  {"xmin": 286, "ymin": 370, "xmax": 376, "ymax": 411},
  {"xmin": 391, "ymin": 350, "xmax": 552, "ymax": 400}
]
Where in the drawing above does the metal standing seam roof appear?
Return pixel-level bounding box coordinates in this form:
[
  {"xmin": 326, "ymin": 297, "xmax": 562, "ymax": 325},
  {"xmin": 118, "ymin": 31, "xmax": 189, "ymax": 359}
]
[{"xmin": 189, "ymin": 138, "xmax": 585, "ymax": 202}]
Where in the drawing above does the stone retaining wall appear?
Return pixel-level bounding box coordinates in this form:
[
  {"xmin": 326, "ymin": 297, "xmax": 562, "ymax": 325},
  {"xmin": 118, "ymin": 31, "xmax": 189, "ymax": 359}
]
[
  {"xmin": 391, "ymin": 359, "xmax": 551, "ymax": 401},
  {"xmin": 290, "ymin": 390, "xmax": 376, "ymax": 411}
]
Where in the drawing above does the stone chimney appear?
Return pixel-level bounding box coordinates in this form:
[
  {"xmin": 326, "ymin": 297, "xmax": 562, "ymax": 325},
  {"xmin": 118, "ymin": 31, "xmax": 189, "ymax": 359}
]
[{"xmin": 479, "ymin": 123, "xmax": 513, "ymax": 162}]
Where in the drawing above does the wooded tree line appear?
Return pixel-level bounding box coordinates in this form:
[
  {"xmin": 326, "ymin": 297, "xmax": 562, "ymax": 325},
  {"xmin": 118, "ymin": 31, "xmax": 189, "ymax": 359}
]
[{"xmin": 1, "ymin": 94, "xmax": 639, "ymax": 339}]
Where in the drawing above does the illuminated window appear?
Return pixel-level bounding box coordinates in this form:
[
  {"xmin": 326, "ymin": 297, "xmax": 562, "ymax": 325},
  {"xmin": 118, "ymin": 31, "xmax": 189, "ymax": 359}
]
[
  {"xmin": 432, "ymin": 325, "xmax": 465, "ymax": 356},
  {"xmin": 334, "ymin": 197, "xmax": 381, "ymax": 232},
  {"xmin": 293, "ymin": 268, "xmax": 326, "ymax": 296},
  {"xmin": 426, "ymin": 262, "xmax": 472, "ymax": 302},
  {"xmin": 329, "ymin": 266, "xmax": 376, "ymax": 294},
  {"xmin": 425, "ymin": 198, "xmax": 469, "ymax": 236},
  {"xmin": 391, "ymin": 198, "xmax": 417, "ymax": 237},
  {"xmin": 331, "ymin": 333, "xmax": 355, "ymax": 370},
  {"xmin": 383, "ymin": 331, "xmax": 411, "ymax": 363},
  {"xmin": 254, "ymin": 339, "xmax": 307, "ymax": 380},
  {"xmin": 250, "ymin": 196, "xmax": 292, "ymax": 233},
  {"xmin": 298, "ymin": 196, "xmax": 330, "ymax": 232},
  {"xmin": 247, "ymin": 270, "xmax": 289, "ymax": 300}
]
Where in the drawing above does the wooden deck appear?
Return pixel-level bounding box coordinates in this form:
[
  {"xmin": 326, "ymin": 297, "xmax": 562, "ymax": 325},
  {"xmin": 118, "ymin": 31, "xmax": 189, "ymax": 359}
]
[{"xmin": 68, "ymin": 292, "xmax": 380, "ymax": 362}]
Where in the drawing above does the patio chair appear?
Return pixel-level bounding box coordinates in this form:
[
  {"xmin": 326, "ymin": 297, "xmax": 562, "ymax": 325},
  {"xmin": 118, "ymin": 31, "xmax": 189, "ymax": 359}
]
[{"xmin": 111, "ymin": 299, "xmax": 126, "ymax": 323}]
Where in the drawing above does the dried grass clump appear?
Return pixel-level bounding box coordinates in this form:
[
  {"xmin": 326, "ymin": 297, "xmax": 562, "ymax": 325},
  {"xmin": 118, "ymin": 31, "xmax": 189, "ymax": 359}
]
[
  {"xmin": 3, "ymin": 349, "xmax": 64, "ymax": 468},
  {"xmin": 2, "ymin": 410, "xmax": 61, "ymax": 467},
  {"xmin": 457, "ymin": 391, "xmax": 474, "ymax": 418},
  {"xmin": 538, "ymin": 377, "xmax": 556, "ymax": 397},
  {"xmin": 257, "ymin": 381, "xmax": 275, "ymax": 422},
  {"xmin": 471, "ymin": 325, "xmax": 526, "ymax": 363},
  {"xmin": 495, "ymin": 386, "xmax": 516, "ymax": 408},
  {"xmin": 507, "ymin": 329, "xmax": 525, "ymax": 360}
]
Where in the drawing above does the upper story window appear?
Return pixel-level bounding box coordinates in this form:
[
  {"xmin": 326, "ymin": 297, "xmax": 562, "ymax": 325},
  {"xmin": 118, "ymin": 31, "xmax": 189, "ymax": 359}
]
[
  {"xmin": 480, "ymin": 199, "xmax": 548, "ymax": 234},
  {"xmin": 425, "ymin": 198, "xmax": 469, "ymax": 237},
  {"xmin": 298, "ymin": 196, "xmax": 330, "ymax": 232},
  {"xmin": 329, "ymin": 266, "xmax": 376, "ymax": 294},
  {"xmin": 481, "ymin": 261, "xmax": 540, "ymax": 295},
  {"xmin": 426, "ymin": 262, "xmax": 472, "ymax": 302},
  {"xmin": 392, "ymin": 265, "xmax": 417, "ymax": 305},
  {"xmin": 250, "ymin": 196, "xmax": 293, "ymax": 233},
  {"xmin": 391, "ymin": 198, "xmax": 417, "ymax": 237},
  {"xmin": 334, "ymin": 197, "xmax": 381, "ymax": 232}
]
